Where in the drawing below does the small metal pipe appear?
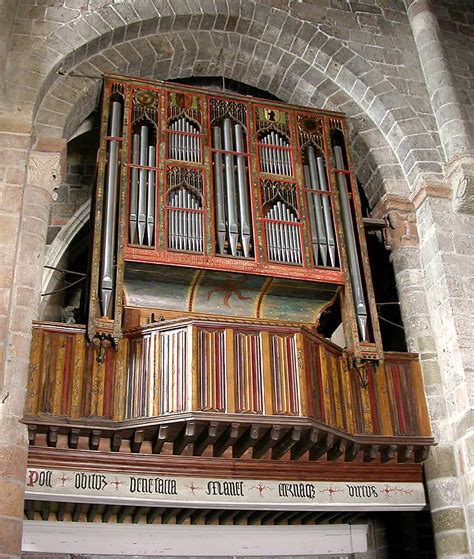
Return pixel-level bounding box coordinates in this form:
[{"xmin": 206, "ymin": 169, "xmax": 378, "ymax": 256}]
[
  {"xmin": 223, "ymin": 118, "xmax": 239, "ymax": 256},
  {"xmin": 137, "ymin": 125, "xmax": 148, "ymax": 245},
  {"xmin": 100, "ymin": 100, "xmax": 122, "ymax": 317},
  {"xmin": 129, "ymin": 133, "xmax": 140, "ymax": 245},
  {"xmin": 234, "ymin": 124, "xmax": 251, "ymax": 257},
  {"xmin": 307, "ymin": 146, "xmax": 328, "ymax": 266},
  {"xmin": 212, "ymin": 126, "xmax": 226, "ymax": 254},
  {"xmin": 146, "ymin": 145, "xmax": 155, "ymax": 246},
  {"xmin": 316, "ymin": 156, "xmax": 337, "ymax": 267},
  {"xmin": 177, "ymin": 189, "xmax": 184, "ymax": 250},
  {"xmin": 334, "ymin": 145, "xmax": 368, "ymax": 340}
]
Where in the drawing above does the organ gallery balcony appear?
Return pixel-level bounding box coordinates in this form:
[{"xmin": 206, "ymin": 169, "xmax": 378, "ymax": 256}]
[{"xmin": 24, "ymin": 318, "xmax": 433, "ymax": 463}]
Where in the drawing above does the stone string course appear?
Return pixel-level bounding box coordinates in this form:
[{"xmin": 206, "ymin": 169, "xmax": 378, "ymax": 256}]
[{"xmin": 0, "ymin": 1, "xmax": 472, "ymax": 558}]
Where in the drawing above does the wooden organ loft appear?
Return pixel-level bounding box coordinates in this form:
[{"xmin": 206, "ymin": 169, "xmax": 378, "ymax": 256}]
[{"xmin": 23, "ymin": 75, "xmax": 434, "ymax": 528}]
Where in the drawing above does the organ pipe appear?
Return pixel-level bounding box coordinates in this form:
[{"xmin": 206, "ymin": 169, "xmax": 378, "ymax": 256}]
[
  {"xmin": 212, "ymin": 127, "xmax": 226, "ymax": 255},
  {"xmin": 129, "ymin": 133, "xmax": 139, "ymax": 244},
  {"xmin": 223, "ymin": 118, "xmax": 239, "ymax": 256},
  {"xmin": 333, "ymin": 145, "xmax": 368, "ymax": 341},
  {"xmin": 147, "ymin": 146, "xmax": 155, "ymax": 245},
  {"xmin": 99, "ymin": 100, "xmax": 122, "ymax": 318},
  {"xmin": 138, "ymin": 125, "xmax": 148, "ymax": 245},
  {"xmin": 234, "ymin": 124, "xmax": 251, "ymax": 258}
]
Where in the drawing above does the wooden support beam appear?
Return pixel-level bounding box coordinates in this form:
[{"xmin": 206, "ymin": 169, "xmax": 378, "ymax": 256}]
[
  {"xmin": 111, "ymin": 432, "xmax": 122, "ymax": 452},
  {"xmin": 102, "ymin": 505, "xmax": 120, "ymax": 523},
  {"xmin": 415, "ymin": 446, "xmax": 430, "ymax": 463},
  {"xmin": 162, "ymin": 508, "xmax": 178, "ymax": 524},
  {"xmin": 133, "ymin": 506, "xmax": 149, "ymax": 524},
  {"xmin": 290, "ymin": 428, "xmax": 318, "ymax": 460},
  {"xmin": 261, "ymin": 510, "xmax": 287, "ymax": 525},
  {"xmin": 397, "ymin": 445, "xmax": 414, "ymax": 463},
  {"xmin": 190, "ymin": 508, "xmax": 209, "ymax": 524},
  {"xmin": 68, "ymin": 428, "xmax": 80, "ymax": 449},
  {"xmin": 288, "ymin": 510, "xmax": 313, "ymax": 524},
  {"xmin": 194, "ymin": 422, "xmax": 220, "ymax": 456},
  {"xmin": 152, "ymin": 425, "xmax": 169, "ymax": 454},
  {"xmin": 272, "ymin": 426, "xmax": 302, "ymax": 459},
  {"xmin": 247, "ymin": 509, "xmax": 269, "ymax": 524},
  {"xmin": 205, "ymin": 508, "xmax": 224, "ymax": 524},
  {"xmin": 218, "ymin": 509, "xmax": 241, "ymax": 525},
  {"xmin": 57, "ymin": 501, "xmax": 66, "ymax": 522},
  {"xmin": 381, "ymin": 444, "xmax": 397, "ymax": 463},
  {"xmin": 345, "ymin": 442, "xmax": 360, "ymax": 462},
  {"xmin": 146, "ymin": 507, "xmax": 165, "ymax": 524},
  {"xmin": 233, "ymin": 425, "xmax": 260, "ymax": 458},
  {"xmin": 131, "ymin": 429, "xmax": 145, "ymax": 453},
  {"xmin": 363, "ymin": 444, "xmax": 379, "ymax": 462},
  {"xmin": 303, "ymin": 511, "xmax": 327, "ymax": 525},
  {"xmin": 309, "ymin": 433, "xmax": 334, "ymax": 461},
  {"xmin": 327, "ymin": 438, "xmax": 346, "ymax": 461},
  {"xmin": 72, "ymin": 503, "xmax": 82, "ymax": 522},
  {"xmin": 25, "ymin": 500, "xmax": 34, "ymax": 520},
  {"xmin": 28, "ymin": 425, "xmax": 37, "ymax": 446},
  {"xmin": 173, "ymin": 422, "xmax": 197, "ymax": 455},
  {"xmin": 232, "ymin": 510, "xmax": 253, "ymax": 524},
  {"xmin": 47, "ymin": 427, "xmax": 58, "ymax": 448},
  {"xmin": 87, "ymin": 504, "xmax": 99, "ymax": 522},
  {"xmin": 176, "ymin": 509, "xmax": 194, "ymax": 524},
  {"xmin": 89, "ymin": 430, "xmax": 101, "ymax": 451},
  {"xmin": 117, "ymin": 506, "xmax": 134, "ymax": 523},
  {"xmin": 214, "ymin": 422, "xmax": 240, "ymax": 457},
  {"xmin": 40, "ymin": 501, "xmax": 49, "ymax": 521},
  {"xmin": 253, "ymin": 426, "xmax": 281, "ymax": 459}
]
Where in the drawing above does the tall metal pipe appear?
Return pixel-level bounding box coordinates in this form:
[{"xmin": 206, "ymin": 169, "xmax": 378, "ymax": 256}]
[
  {"xmin": 304, "ymin": 164, "xmax": 320, "ymax": 264},
  {"xmin": 223, "ymin": 118, "xmax": 239, "ymax": 256},
  {"xmin": 129, "ymin": 133, "xmax": 140, "ymax": 244},
  {"xmin": 316, "ymin": 156, "xmax": 337, "ymax": 267},
  {"xmin": 334, "ymin": 145, "xmax": 368, "ymax": 340},
  {"xmin": 147, "ymin": 146, "xmax": 155, "ymax": 246},
  {"xmin": 100, "ymin": 100, "xmax": 122, "ymax": 317},
  {"xmin": 307, "ymin": 146, "xmax": 328, "ymax": 266},
  {"xmin": 212, "ymin": 126, "xmax": 226, "ymax": 254},
  {"xmin": 177, "ymin": 189, "xmax": 184, "ymax": 250},
  {"xmin": 137, "ymin": 125, "xmax": 148, "ymax": 245},
  {"xmin": 234, "ymin": 124, "xmax": 251, "ymax": 257}
]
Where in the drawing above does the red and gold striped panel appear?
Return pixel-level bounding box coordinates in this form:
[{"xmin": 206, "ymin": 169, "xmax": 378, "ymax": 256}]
[
  {"xmin": 159, "ymin": 328, "xmax": 187, "ymax": 414},
  {"xmin": 234, "ymin": 331, "xmax": 264, "ymax": 414},
  {"xmin": 198, "ymin": 329, "xmax": 226, "ymax": 412},
  {"xmin": 270, "ymin": 334, "xmax": 300, "ymax": 416}
]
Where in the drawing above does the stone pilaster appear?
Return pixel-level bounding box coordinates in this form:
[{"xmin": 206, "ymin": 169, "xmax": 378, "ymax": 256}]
[
  {"xmin": 375, "ymin": 188, "xmax": 473, "ymax": 558},
  {"xmin": 0, "ymin": 136, "xmax": 65, "ymax": 558}
]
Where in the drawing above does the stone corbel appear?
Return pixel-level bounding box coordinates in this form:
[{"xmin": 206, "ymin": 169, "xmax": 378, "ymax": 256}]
[
  {"xmin": 371, "ymin": 195, "xmax": 418, "ymax": 252},
  {"xmin": 446, "ymin": 153, "xmax": 474, "ymax": 214},
  {"xmin": 27, "ymin": 138, "xmax": 67, "ymax": 200}
]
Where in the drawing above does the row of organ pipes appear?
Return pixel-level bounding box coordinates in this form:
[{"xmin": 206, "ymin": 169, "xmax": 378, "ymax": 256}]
[
  {"xmin": 167, "ymin": 188, "xmax": 203, "ymax": 253},
  {"xmin": 259, "ymin": 131, "xmax": 292, "ymax": 176},
  {"xmin": 303, "ymin": 146, "xmax": 337, "ymax": 268},
  {"xmin": 168, "ymin": 117, "xmax": 201, "ymax": 162},
  {"xmin": 212, "ymin": 118, "xmax": 252, "ymax": 258},
  {"xmin": 129, "ymin": 124, "xmax": 156, "ymax": 247},
  {"xmin": 265, "ymin": 201, "xmax": 302, "ymax": 264},
  {"xmin": 99, "ymin": 99, "xmax": 369, "ymax": 341}
]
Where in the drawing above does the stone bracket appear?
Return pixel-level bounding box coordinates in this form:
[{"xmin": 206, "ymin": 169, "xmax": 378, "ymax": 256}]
[
  {"xmin": 27, "ymin": 140, "xmax": 67, "ymax": 200},
  {"xmin": 447, "ymin": 154, "xmax": 474, "ymax": 214}
]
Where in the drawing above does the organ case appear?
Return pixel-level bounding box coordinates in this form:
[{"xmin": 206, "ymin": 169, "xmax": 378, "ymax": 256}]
[{"xmin": 88, "ymin": 75, "xmax": 382, "ymax": 363}]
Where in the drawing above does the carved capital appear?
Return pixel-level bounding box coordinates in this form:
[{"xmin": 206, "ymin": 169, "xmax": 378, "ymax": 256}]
[
  {"xmin": 446, "ymin": 153, "xmax": 474, "ymax": 214},
  {"xmin": 27, "ymin": 146, "xmax": 66, "ymax": 199},
  {"xmin": 372, "ymin": 195, "xmax": 418, "ymax": 251}
]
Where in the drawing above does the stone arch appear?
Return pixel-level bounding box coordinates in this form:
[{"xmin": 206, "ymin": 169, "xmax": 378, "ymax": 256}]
[{"xmin": 7, "ymin": 0, "xmax": 444, "ymax": 201}]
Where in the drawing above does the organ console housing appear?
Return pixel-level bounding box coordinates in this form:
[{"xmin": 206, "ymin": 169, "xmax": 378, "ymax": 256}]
[{"xmin": 24, "ymin": 75, "xmax": 433, "ymax": 527}]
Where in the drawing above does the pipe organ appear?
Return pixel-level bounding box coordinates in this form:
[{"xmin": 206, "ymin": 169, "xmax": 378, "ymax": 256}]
[
  {"xmin": 25, "ymin": 74, "xmax": 434, "ymax": 525},
  {"xmin": 88, "ymin": 75, "xmax": 382, "ymax": 361}
]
